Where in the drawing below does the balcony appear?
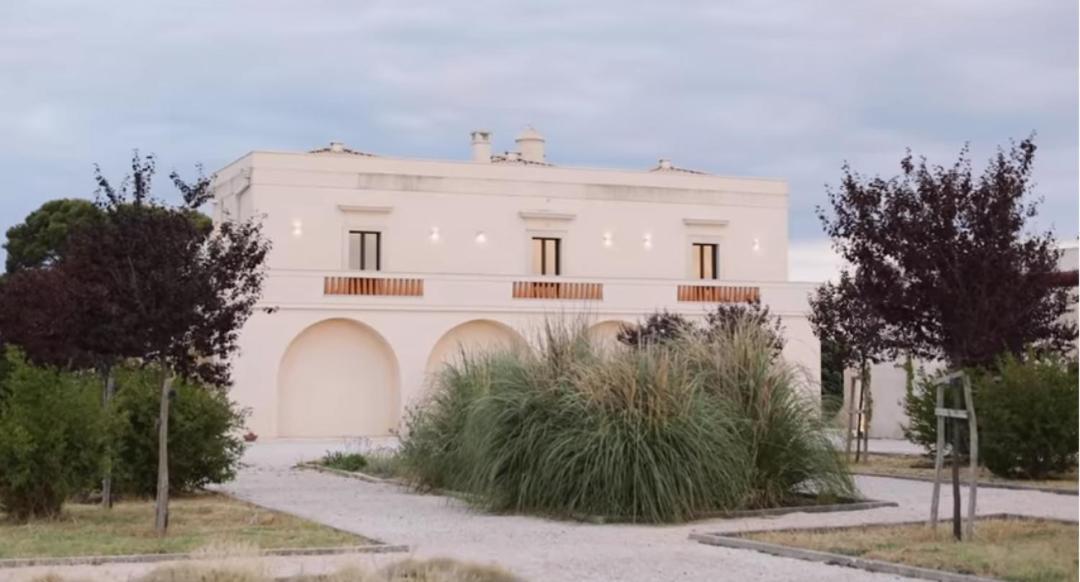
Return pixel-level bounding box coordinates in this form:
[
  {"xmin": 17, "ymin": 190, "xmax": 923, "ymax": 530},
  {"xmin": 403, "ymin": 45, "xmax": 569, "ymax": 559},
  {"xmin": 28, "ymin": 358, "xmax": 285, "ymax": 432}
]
[
  {"xmin": 258, "ymin": 270, "xmax": 812, "ymax": 316},
  {"xmin": 677, "ymin": 284, "xmax": 760, "ymax": 303},
  {"xmin": 512, "ymin": 280, "xmax": 603, "ymax": 300},
  {"xmin": 324, "ymin": 275, "xmax": 424, "ymax": 297}
]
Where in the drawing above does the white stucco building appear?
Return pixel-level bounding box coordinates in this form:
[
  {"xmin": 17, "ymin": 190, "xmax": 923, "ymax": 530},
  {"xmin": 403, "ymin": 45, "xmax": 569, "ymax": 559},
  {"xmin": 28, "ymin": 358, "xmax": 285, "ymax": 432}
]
[{"xmin": 211, "ymin": 128, "xmax": 821, "ymax": 438}]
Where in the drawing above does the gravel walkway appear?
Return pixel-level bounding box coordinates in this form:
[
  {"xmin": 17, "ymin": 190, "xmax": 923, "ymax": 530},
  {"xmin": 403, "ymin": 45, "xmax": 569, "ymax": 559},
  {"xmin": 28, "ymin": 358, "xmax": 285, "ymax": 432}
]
[{"xmin": 214, "ymin": 441, "xmax": 1077, "ymax": 582}]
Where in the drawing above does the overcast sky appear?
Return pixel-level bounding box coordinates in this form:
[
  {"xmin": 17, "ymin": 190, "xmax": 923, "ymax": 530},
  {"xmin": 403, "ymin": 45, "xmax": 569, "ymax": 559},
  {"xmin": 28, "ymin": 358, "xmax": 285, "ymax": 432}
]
[{"xmin": 2, "ymin": 1, "xmax": 1076, "ymax": 281}]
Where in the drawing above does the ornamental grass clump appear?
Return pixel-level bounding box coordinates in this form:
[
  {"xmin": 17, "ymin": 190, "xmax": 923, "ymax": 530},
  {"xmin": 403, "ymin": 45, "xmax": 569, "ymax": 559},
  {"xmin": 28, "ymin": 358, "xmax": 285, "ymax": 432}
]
[
  {"xmin": 401, "ymin": 315, "xmax": 853, "ymax": 522},
  {"xmin": 684, "ymin": 319, "xmax": 854, "ymax": 507}
]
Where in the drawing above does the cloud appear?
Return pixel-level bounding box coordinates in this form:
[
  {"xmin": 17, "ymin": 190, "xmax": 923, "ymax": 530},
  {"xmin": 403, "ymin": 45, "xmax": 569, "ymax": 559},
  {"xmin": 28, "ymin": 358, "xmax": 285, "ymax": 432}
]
[
  {"xmin": 788, "ymin": 239, "xmax": 845, "ymax": 284},
  {"xmin": 0, "ymin": 0, "xmax": 1075, "ymax": 260}
]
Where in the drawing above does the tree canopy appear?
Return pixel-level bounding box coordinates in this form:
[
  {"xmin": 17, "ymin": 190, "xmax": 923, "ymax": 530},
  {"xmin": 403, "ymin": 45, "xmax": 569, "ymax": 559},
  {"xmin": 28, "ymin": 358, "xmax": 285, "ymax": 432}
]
[
  {"xmin": 808, "ymin": 271, "xmax": 890, "ymax": 372},
  {"xmin": 3, "ymin": 198, "xmax": 103, "ymax": 274},
  {"xmin": 817, "ymin": 137, "xmax": 1074, "ymax": 369}
]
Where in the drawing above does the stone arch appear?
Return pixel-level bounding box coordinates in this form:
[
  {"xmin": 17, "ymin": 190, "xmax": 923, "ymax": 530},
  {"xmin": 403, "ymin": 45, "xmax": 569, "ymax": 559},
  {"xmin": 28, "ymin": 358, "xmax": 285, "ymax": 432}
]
[
  {"xmin": 277, "ymin": 318, "xmax": 400, "ymax": 437},
  {"xmin": 424, "ymin": 319, "xmax": 527, "ymax": 380}
]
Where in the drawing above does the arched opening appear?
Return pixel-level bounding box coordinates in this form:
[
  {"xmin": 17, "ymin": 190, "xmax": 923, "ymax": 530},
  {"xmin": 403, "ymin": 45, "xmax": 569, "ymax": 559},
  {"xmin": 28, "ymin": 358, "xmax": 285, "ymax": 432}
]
[
  {"xmin": 424, "ymin": 319, "xmax": 527, "ymax": 381},
  {"xmin": 587, "ymin": 320, "xmax": 631, "ymax": 349},
  {"xmin": 277, "ymin": 318, "xmax": 400, "ymax": 437}
]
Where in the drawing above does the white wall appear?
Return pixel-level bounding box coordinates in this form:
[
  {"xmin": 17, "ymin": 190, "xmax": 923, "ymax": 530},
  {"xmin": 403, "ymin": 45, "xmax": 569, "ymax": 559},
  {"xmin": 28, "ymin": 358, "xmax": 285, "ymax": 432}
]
[
  {"xmin": 219, "ymin": 151, "xmax": 789, "ymax": 282},
  {"xmin": 213, "ymin": 147, "xmax": 820, "ymax": 439}
]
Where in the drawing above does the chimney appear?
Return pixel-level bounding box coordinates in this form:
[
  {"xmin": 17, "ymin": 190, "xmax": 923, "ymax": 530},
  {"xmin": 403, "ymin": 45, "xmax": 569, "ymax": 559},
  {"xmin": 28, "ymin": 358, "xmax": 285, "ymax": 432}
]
[
  {"xmin": 515, "ymin": 126, "xmax": 545, "ymax": 163},
  {"xmin": 329, "ymin": 141, "xmax": 345, "ymax": 153},
  {"xmin": 470, "ymin": 130, "xmax": 492, "ymax": 163}
]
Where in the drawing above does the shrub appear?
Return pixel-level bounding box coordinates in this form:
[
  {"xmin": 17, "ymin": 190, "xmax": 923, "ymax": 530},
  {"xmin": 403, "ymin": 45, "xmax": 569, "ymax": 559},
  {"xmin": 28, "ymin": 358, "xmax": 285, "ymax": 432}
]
[
  {"xmin": 402, "ymin": 317, "xmax": 853, "ymax": 522},
  {"xmin": 976, "ymin": 355, "xmax": 1078, "ymax": 479},
  {"xmin": 615, "ymin": 310, "xmax": 691, "ymax": 347},
  {"xmin": 110, "ymin": 366, "xmax": 247, "ymax": 496},
  {"xmin": 703, "ymin": 300, "xmax": 784, "ymax": 355},
  {"xmin": 0, "ymin": 350, "xmax": 105, "ymax": 520},
  {"xmin": 320, "ymin": 451, "xmax": 368, "ymax": 472},
  {"xmin": 900, "ymin": 364, "xmax": 941, "ymax": 456}
]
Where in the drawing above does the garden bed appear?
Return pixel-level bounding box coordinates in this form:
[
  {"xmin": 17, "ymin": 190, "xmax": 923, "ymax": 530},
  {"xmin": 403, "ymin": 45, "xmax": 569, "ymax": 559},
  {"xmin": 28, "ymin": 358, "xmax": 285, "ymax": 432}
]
[
  {"xmin": 299, "ymin": 460, "xmax": 407, "ymax": 486},
  {"xmin": 849, "ymin": 453, "xmax": 1078, "ymax": 495},
  {"xmin": 300, "ymin": 461, "xmax": 893, "ymax": 525},
  {"xmin": 0, "ymin": 492, "xmax": 387, "ymax": 562},
  {"xmin": 692, "ymin": 514, "xmax": 1078, "ymax": 582}
]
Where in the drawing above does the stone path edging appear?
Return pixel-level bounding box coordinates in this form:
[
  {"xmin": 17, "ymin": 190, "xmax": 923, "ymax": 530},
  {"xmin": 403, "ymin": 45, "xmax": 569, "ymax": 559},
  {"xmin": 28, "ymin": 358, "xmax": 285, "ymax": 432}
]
[
  {"xmin": 298, "ymin": 462, "xmax": 405, "ymax": 486},
  {"xmin": 0, "ymin": 544, "xmax": 409, "ymax": 570},
  {"xmin": 573, "ymin": 499, "xmax": 898, "ymax": 524},
  {"xmin": 850, "ymin": 470, "xmax": 1078, "ymax": 496},
  {"xmin": 690, "ymin": 513, "xmax": 1074, "ymax": 582},
  {"xmin": 691, "ymin": 533, "xmax": 997, "ymax": 582}
]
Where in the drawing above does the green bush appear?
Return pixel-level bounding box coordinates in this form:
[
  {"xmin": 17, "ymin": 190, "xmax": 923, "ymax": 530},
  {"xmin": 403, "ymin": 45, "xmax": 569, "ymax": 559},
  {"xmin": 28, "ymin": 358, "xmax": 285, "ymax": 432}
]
[
  {"xmin": 976, "ymin": 355, "xmax": 1078, "ymax": 479},
  {"xmin": 110, "ymin": 366, "xmax": 248, "ymax": 496},
  {"xmin": 901, "ymin": 364, "xmax": 941, "ymax": 455},
  {"xmin": 320, "ymin": 451, "xmax": 369, "ymax": 472},
  {"xmin": 401, "ymin": 317, "xmax": 853, "ymax": 522},
  {"xmin": 0, "ymin": 350, "xmax": 105, "ymax": 520}
]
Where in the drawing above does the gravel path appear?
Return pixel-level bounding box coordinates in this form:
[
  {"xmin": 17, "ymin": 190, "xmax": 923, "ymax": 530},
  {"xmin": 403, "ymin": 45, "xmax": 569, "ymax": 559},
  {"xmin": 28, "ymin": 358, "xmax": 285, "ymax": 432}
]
[{"xmin": 215, "ymin": 441, "xmax": 1077, "ymax": 582}]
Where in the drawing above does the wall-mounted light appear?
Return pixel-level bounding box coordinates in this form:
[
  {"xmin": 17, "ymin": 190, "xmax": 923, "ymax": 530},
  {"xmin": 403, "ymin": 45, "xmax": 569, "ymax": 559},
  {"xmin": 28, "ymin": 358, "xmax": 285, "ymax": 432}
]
[
  {"xmin": 752, "ymin": 237, "xmax": 761, "ymax": 252},
  {"xmin": 475, "ymin": 231, "xmax": 487, "ymax": 244},
  {"xmin": 429, "ymin": 227, "xmax": 441, "ymax": 242},
  {"xmin": 291, "ymin": 219, "xmax": 303, "ymax": 237},
  {"xmin": 603, "ymin": 232, "xmax": 613, "ymax": 248},
  {"xmin": 643, "ymin": 233, "xmax": 653, "ymax": 250}
]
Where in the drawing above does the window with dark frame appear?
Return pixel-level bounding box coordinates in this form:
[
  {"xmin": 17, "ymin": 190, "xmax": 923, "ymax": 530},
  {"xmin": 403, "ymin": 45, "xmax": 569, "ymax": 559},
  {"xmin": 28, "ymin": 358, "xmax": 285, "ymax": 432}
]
[
  {"xmin": 348, "ymin": 230, "xmax": 381, "ymax": 271},
  {"xmin": 692, "ymin": 242, "xmax": 718, "ymax": 279},
  {"xmin": 531, "ymin": 237, "xmax": 561, "ymax": 275}
]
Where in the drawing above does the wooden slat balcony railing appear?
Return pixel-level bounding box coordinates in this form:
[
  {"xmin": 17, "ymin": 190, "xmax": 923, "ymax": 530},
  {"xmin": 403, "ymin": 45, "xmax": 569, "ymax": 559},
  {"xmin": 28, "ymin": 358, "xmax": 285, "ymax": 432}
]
[
  {"xmin": 324, "ymin": 276, "xmax": 424, "ymax": 297},
  {"xmin": 677, "ymin": 284, "xmax": 760, "ymax": 303},
  {"xmin": 512, "ymin": 281, "xmax": 603, "ymax": 300}
]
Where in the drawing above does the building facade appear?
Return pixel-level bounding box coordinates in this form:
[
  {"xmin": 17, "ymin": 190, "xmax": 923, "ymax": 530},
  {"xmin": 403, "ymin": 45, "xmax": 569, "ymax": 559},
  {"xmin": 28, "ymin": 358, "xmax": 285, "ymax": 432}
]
[{"xmin": 211, "ymin": 128, "xmax": 821, "ymax": 439}]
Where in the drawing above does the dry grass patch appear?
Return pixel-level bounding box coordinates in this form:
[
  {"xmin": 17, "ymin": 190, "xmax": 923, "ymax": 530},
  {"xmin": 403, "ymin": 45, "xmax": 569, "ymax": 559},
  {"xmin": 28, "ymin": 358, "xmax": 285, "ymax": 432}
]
[
  {"xmin": 850, "ymin": 454, "xmax": 1078, "ymax": 492},
  {"xmin": 744, "ymin": 517, "xmax": 1078, "ymax": 582},
  {"xmin": 0, "ymin": 493, "xmax": 370, "ymax": 559},
  {"xmin": 123, "ymin": 557, "xmax": 520, "ymax": 582}
]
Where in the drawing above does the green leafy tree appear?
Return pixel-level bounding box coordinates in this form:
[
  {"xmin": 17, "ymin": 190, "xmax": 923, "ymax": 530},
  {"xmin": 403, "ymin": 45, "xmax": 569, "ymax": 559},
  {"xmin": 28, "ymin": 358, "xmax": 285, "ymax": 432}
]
[
  {"xmin": 809, "ymin": 272, "xmax": 890, "ymax": 460},
  {"xmin": 3, "ymin": 199, "xmax": 103, "ymax": 274}
]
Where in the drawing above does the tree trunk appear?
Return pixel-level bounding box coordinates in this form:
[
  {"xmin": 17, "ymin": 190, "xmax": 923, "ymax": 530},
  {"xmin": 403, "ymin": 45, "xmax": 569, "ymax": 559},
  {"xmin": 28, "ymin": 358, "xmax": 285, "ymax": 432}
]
[
  {"xmin": 154, "ymin": 370, "xmax": 173, "ymax": 536},
  {"xmin": 101, "ymin": 367, "xmax": 116, "ymax": 509},
  {"xmin": 844, "ymin": 374, "xmax": 856, "ymax": 462},
  {"xmin": 861, "ymin": 363, "xmax": 872, "ymax": 460},
  {"xmin": 950, "ymin": 388, "xmax": 962, "ymax": 541},
  {"xmin": 854, "ymin": 363, "xmax": 868, "ymax": 463}
]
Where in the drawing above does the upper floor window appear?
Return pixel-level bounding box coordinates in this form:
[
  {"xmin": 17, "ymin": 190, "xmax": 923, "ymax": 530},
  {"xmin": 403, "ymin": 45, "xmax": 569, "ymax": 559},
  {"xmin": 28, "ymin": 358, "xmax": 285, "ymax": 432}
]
[
  {"xmin": 692, "ymin": 242, "xmax": 718, "ymax": 279},
  {"xmin": 532, "ymin": 237, "xmax": 561, "ymax": 275},
  {"xmin": 349, "ymin": 230, "xmax": 381, "ymax": 271}
]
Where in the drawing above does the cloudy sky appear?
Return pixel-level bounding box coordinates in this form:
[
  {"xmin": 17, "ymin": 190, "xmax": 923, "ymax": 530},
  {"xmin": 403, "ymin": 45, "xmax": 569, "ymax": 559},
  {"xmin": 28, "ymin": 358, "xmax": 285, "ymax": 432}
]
[{"xmin": 2, "ymin": 1, "xmax": 1076, "ymax": 281}]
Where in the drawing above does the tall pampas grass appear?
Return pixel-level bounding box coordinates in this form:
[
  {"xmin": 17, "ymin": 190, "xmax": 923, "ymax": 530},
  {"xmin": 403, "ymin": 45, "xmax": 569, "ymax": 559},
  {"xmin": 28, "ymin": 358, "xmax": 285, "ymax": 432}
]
[{"xmin": 401, "ymin": 314, "xmax": 853, "ymax": 522}]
